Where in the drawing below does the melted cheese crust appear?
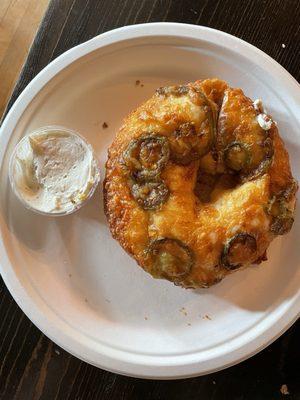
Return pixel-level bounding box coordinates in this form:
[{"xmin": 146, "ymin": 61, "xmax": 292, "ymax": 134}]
[{"xmin": 104, "ymin": 78, "xmax": 296, "ymax": 288}]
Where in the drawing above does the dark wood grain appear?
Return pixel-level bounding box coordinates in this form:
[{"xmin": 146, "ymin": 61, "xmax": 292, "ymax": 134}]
[{"xmin": 1, "ymin": 0, "xmax": 300, "ymax": 399}]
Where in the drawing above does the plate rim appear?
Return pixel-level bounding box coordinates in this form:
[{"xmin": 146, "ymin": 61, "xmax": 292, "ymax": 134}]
[{"xmin": 0, "ymin": 22, "xmax": 299, "ymax": 379}]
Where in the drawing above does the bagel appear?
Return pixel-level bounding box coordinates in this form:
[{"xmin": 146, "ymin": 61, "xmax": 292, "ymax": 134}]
[{"xmin": 104, "ymin": 78, "xmax": 297, "ymax": 288}]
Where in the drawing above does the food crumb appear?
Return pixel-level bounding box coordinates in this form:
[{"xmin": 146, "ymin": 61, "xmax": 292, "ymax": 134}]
[
  {"xmin": 281, "ymin": 43, "xmax": 286, "ymax": 48},
  {"xmin": 144, "ymin": 316, "xmax": 148, "ymax": 320},
  {"xmin": 212, "ymin": 380, "xmax": 216, "ymax": 385},
  {"xmin": 141, "ymin": 84, "xmax": 144, "ymax": 87},
  {"xmin": 179, "ymin": 307, "xmax": 188, "ymax": 316},
  {"xmin": 203, "ymin": 314, "xmax": 212, "ymax": 320},
  {"xmin": 190, "ymin": 8, "xmax": 198, "ymax": 14},
  {"xmin": 102, "ymin": 122, "xmax": 108, "ymax": 129},
  {"xmin": 135, "ymin": 80, "xmax": 141, "ymax": 86},
  {"xmin": 280, "ymin": 384, "xmax": 289, "ymax": 395},
  {"xmin": 54, "ymin": 349, "xmax": 60, "ymax": 355}
]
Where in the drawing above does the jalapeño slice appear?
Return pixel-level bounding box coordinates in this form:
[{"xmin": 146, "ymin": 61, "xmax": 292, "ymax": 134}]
[
  {"xmin": 123, "ymin": 135, "xmax": 170, "ymax": 181},
  {"xmin": 168, "ymin": 88, "xmax": 215, "ymax": 165},
  {"xmin": 221, "ymin": 233, "xmax": 257, "ymax": 270},
  {"xmin": 267, "ymin": 195, "xmax": 294, "ymax": 235},
  {"xmin": 148, "ymin": 238, "xmax": 194, "ymax": 280},
  {"xmin": 224, "ymin": 142, "xmax": 250, "ymax": 172},
  {"xmin": 131, "ymin": 181, "xmax": 169, "ymax": 210}
]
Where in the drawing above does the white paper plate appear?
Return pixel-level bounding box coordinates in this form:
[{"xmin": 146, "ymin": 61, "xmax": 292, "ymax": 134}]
[{"xmin": 0, "ymin": 23, "xmax": 299, "ymax": 379}]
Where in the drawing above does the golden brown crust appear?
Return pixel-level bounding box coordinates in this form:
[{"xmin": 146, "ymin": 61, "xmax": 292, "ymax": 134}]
[{"xmin": 104, "ymin": 78, "xmax": 297, "ymax": 288}]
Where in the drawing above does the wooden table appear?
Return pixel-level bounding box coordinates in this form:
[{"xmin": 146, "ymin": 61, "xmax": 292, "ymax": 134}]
[{"xmin": 1, "ymin": 0, "xmax": 299, "ymax": 398}]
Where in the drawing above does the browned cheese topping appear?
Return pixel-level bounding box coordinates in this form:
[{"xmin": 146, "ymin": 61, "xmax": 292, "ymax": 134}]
[{"xmin": 104, "ymin": 79, "xmax": 297, "ymax": 288}]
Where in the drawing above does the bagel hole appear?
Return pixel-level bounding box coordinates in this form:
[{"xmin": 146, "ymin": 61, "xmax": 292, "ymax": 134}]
[{"xmin": 194, "ymin": 169, "xmax": 239, "ymax": 203}]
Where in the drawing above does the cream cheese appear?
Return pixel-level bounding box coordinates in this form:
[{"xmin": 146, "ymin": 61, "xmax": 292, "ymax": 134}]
[
  {"xmin": 257, "ymin": 113, "xmax": 273, "ymax": 130},
  {"xmin": 253, "ymin": 98, "xmax": 265, "ymax": 113},
  {"xmin": 10, "ymin": 127, "xmax": 99, "ymax": 214},
  {"xmin": 253, "ymin": 99, "xmax": 273, "ymax": 130}
]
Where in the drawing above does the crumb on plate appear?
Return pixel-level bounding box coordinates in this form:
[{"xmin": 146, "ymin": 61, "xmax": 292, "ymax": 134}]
[{"xmin": 179, "ymin": 307, "xmax": 188, "ymax": 316}]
